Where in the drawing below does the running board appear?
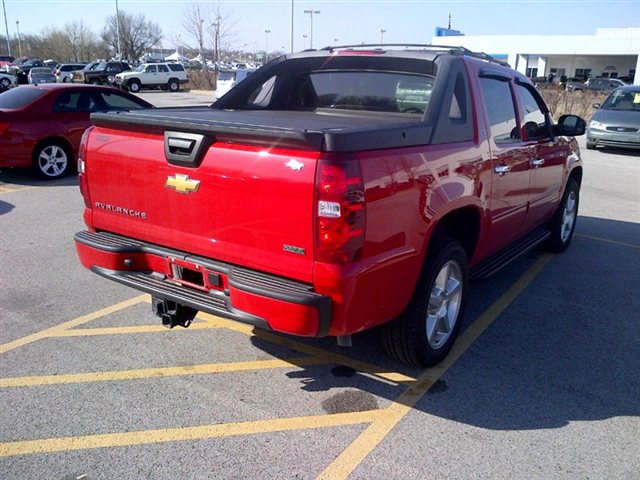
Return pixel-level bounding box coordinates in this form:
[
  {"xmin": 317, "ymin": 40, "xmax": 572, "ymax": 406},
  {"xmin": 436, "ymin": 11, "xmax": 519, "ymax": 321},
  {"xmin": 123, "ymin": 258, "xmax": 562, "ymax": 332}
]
[{"xmin": 470, "ymin": 227, "xmax": 550, "ymax": 280}]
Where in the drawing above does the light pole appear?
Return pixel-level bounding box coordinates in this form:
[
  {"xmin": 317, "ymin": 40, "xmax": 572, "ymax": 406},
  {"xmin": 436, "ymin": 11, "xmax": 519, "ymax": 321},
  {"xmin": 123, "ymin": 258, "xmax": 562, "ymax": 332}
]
[
  {"xmin": 115, "ymin": 0, "xmax": 121, "ymax": 60},
  {"xmin": 379, "ymin": 28, "xmax": 386, "ymax": 44},
  {"xmin": 15, "ymin": 20, "xmax": 21, "ymax": 57},
  {"xmin": 302, "ymin": 34, "xmax": 308, "ymax": 50},
  {"xmin": 2, "ymin": 0, "xmax": 10, "ymax": 56},
  {"xmin": 264, "ymin": 29, "xmax": 271, "ymax": 64},
  {"xmin": 212, "ymin": 16, "xmax": 221, "ymax": 65},
  {"xmin": 199, "ymin": 19, "xmax": 204, "ymax": 63},
  {"xmin": 303, "ymin": 9, "xmax": 320, "ymax": 49}
]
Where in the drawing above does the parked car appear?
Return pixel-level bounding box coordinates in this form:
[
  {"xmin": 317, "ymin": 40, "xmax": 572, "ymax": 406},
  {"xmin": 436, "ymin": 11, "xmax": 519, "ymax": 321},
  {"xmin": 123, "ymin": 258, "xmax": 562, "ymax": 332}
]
[
  {"xmin": 566, "ymin": 77, "xmax": 627, "ymax": 92},
  {"xmin": 0, "ymin": 71, "xmax": 17, "ymax": 91},
  {"xmin": 214, "ymin": 68, "xmax": 255, "ymax": 98},
  {"xmin": 70, "ymin": 62, "xmax": 100, "ymax": 83},
  {"xmin": 0, "ymin": 55, "xmax": 14, "ymax": 70},
  {"xmin": 0, "ymin": 84, "xmax": 153, "ymax": 179},
  {"xmin": 73, "ymin": 60, "xmax": 131, "ymax": 86},
  {"xmin": 114, "ymin": 62, "xmax": 188, "ymax": 92},
  {"xmin": 7, "ymin": 58, "xmax": 45, "ymax": 84},
  {"xmin": 586, "ymin": 85, "xmax": 640, "ymax": 150},
  {"xmin": 54, "ymin": 63, "xmax": 87, "ymax": 83},
  {"xmin": 27, "ymin": 67, "xmax": 56, "ymax": 84}
]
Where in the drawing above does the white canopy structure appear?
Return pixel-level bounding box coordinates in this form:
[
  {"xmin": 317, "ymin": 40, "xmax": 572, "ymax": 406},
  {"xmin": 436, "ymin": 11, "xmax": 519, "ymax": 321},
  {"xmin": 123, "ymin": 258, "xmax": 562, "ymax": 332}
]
[{"xmin": 164, "ymin": 51, "xmax": 189, "ymax": 62}]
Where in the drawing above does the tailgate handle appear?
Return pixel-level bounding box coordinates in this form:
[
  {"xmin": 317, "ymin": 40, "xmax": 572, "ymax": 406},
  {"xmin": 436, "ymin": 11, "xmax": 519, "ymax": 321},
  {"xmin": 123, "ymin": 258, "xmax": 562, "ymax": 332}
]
[
  {"xmin": 164, "ymin": 131, "xmax": 212, "ymax": 167},
  {"xmin": 167, "ymin": 137, "xmax": 196, "ymax": 154}
]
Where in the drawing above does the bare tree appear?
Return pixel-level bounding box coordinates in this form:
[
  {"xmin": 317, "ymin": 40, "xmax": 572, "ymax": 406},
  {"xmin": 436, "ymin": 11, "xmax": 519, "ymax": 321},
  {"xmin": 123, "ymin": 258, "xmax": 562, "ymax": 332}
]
[
  {"xmin": 102, "ymin": 11, "xmax": 162, "ymax": 61},
  {"xmin": 182, "ymin": 3, "xmax": 207, "ymax": 61},
  {"xmin": 67, "ymin": 20, "xmax": 102, "ymax": 62},
  {"xmin": 209, "ymin": 3, "xmax": 238, "ymax": 64},
  {"xmin": 183, "ymin": 2, "xmax": 238, "ymax": 63}
]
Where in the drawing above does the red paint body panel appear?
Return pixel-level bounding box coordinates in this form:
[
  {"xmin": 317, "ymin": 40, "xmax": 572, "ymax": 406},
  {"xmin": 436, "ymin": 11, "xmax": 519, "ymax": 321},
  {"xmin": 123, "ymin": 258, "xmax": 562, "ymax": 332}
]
[{"xmin": 84, "ymin": 128, "xmax": 320, "ymax": 283}]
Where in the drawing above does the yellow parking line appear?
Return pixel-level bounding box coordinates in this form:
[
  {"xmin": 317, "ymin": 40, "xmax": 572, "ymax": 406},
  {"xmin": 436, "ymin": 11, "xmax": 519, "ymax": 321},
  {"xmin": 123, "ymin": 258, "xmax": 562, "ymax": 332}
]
[
  {"xmin": 0, "ymin": 295, "xmax": 148, "ymax": 354},
  {"xmin": 0, "ymin": 356, "xmax": 328, "ymax": 388},
  {"xmin": 316, "ymin": 253, "xmax": 554, "ymax": 479},
  {"xmin": 0, "ymin": 185, "xmax": 35, "ymax": 193},
  {"xmin": 575, "ymin": 233, "xmax": 640, "ymax": 249},
  {"xmin": 51, "ymin": 322, "xmax": 221, "ymax": 337},
  {"xmin": 0, "ymin": 410, "xmax": 385, "ymax": 457}
]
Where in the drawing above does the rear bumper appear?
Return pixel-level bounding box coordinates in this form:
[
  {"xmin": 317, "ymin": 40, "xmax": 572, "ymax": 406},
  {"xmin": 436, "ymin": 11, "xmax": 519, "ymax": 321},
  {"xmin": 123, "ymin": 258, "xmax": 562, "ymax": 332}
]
[{"xmin": 74, "ymin": 231, "xmax": 332, "ymax": 336}]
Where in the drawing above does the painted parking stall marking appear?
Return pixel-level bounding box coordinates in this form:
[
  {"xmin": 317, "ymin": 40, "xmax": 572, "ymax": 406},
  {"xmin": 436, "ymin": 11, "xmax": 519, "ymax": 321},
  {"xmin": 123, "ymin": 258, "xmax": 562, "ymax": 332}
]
[{"xmin": 0, "ymin": 249, "xmax": 617, "ymax": 478}]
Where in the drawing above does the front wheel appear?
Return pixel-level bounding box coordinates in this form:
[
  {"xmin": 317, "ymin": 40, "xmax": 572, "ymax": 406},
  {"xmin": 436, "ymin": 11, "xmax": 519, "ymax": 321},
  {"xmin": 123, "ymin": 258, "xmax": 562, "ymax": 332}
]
[
  {"xmin": 382, "ymin": 238, "xmax": 468, "ymax": 367},
  {"xmin": 547, "ymin": 178, "xmax": 579, "ymax": 252},
  {"xmin": 32, "ymin": 140, "xmax": 71, "ymax": 179},
  {"xmin": 128, "ymin": 80, "xmax": 141, "ymax": 93}
]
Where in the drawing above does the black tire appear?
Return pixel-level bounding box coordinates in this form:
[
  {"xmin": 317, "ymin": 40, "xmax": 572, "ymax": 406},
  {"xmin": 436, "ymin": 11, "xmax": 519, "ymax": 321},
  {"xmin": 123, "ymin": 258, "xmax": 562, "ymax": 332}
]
[
  {"xmin": 0, "ymin": 77, "xmax": 11, "ymax": 89},
  {"xmin": 128, "ymin": 80, "xmax": 141, "ymax": 93},
  {"xmin": 547, "ymin": 178, "xmax": 579, "ymax": 253},
  {"xmin": 382, "ymin": 238, "xmax": 468, "ymax": 367},
  {"xmin": 32, "ymin": 140, "xmax": 72, "ymax": 179},
  {"xmin": 586, "ymin": 142, "xmax": 596, "ymax": 150},
  {"xmin": 167, "ymin": 79, "xmax": 179, "ymax": 92}
]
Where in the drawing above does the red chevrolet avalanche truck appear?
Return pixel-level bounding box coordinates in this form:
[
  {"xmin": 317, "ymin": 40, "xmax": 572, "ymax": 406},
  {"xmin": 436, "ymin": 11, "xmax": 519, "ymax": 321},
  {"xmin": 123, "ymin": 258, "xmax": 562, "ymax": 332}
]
[{"xmin": 74, "ymin": 46, "xmax": 586, "ymax": 367}]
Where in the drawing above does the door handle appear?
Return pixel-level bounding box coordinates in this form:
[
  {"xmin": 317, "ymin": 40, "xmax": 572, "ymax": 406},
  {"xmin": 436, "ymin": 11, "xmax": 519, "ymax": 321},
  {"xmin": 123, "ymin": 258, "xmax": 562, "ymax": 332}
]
[
  {"xmin": 494, "ymin": 164, "xmax": 511, "ymax": 176},
  {"xmin": 531, "ymin": 158, "xmax": 545, "ymax": 168}
]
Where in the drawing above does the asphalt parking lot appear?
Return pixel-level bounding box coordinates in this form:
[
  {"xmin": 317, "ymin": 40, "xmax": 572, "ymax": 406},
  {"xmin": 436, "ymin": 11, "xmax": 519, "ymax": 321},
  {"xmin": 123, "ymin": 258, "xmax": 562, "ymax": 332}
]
[{"xmin": 1, "ymin": 90, "xmax": 639, "ymax": 479}]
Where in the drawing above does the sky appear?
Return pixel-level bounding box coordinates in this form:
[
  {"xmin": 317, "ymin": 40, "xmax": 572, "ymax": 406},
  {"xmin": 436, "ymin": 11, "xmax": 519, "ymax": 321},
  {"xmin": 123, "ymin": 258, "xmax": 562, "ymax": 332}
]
[{"xmin": 2, "ymin": 0, "xmax": 639, "ymax": 55}]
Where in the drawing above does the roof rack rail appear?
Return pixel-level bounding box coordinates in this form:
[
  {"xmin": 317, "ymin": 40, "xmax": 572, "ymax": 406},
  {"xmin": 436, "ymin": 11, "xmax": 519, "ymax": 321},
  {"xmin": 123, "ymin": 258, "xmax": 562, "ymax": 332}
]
[{"xmin": 321, "ymin": 43, "xmax": 510, "ymax": 67}]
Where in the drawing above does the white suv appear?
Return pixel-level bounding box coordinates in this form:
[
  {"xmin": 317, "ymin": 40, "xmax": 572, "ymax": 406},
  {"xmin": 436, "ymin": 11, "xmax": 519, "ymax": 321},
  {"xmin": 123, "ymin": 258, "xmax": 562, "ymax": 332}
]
[{"xmin": 115, "ymin": 62, "xmax": 188, "ymax": 93}]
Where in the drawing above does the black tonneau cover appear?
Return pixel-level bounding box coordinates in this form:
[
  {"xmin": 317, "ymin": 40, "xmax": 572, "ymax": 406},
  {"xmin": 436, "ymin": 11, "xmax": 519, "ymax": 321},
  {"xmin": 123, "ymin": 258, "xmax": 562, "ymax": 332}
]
[{"xmin": 91, "ymin": 108, "xmax": 432, "ymax": 152}]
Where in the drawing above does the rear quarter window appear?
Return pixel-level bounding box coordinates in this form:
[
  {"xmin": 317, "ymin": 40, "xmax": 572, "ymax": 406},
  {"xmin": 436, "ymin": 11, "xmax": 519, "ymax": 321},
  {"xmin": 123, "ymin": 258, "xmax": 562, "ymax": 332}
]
[{"xmin": 168, "ymin": 64, "xmax": 185, "ymax": 72}]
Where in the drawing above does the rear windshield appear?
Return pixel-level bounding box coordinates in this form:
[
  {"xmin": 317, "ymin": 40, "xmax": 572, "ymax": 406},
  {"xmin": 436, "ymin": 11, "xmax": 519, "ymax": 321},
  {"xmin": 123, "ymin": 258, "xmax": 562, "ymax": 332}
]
[
  {"xmin": 0, "ymin": 87, "xmax": 48, "ymax": 109},
  {"xmin": 218, "ymin": 71, "xmax": 235, "ymax": 81},
  {"xmin": 308, "ymin": 71, "xmax": 433, "ymax": 113}
]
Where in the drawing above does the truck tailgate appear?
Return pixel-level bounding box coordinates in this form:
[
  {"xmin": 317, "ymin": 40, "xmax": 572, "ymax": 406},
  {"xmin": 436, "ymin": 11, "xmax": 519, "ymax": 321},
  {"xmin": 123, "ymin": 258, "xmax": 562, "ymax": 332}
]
[{"xmin": 84, "ymin": 127, "xmax": 319, "ymax": 283}]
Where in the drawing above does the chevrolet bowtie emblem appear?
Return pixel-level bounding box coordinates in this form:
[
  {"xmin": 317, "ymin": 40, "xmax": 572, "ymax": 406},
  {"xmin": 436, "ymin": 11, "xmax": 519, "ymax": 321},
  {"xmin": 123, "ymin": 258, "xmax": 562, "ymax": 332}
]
[{"xmin": 165, "ymin": 174, "xmax": 201, "ymax": 194}]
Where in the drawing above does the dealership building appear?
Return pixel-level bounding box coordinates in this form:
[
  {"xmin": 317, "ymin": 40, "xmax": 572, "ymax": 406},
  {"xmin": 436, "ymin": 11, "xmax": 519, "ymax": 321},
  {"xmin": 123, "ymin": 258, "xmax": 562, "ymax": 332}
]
[{"xmin": 430, "ymin": 27, "xmax": 640, "ymax": 85}]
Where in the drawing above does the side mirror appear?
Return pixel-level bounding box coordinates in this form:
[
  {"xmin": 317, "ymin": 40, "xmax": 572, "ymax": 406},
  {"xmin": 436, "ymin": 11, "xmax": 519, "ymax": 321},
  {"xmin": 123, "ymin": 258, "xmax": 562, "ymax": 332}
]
[
  {"xmin": 592, "ymin": 103, "xmax": 601, "ymax": 109},
  {"xmin": 555, "ymin": 114, "xmax": 586, "ymax": 137}
]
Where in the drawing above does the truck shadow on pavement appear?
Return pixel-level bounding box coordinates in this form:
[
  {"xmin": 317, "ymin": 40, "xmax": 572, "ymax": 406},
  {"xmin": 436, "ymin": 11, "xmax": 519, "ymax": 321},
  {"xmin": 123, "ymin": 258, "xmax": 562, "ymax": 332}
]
[
  {"xmin": 0, "ymin": 169, "xmax": 79, "ymax": 188},
  {"xmin": 251, "ymin": 215, "xmax": 640, "ymax": 430}
]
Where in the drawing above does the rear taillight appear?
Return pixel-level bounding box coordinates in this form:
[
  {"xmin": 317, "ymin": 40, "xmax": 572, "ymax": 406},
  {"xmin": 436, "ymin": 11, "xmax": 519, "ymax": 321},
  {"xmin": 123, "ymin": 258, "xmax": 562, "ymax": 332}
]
[
  {"xmin": 315, "ymin": 153, "xmax": 365, "ymax": 264},
  {"xmin": 78, "ymin": 126, "xmax": 94, "ymax": 209}
]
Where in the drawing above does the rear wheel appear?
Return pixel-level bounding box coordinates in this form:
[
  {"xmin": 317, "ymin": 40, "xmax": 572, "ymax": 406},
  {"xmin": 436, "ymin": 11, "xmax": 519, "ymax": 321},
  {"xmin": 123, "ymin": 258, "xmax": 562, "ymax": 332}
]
[
  {"xmin": 547, "ymin": 178, "xmax": 579, "ymax": 252},
  {"xmin": 382, "ymin": 238, "xmax": 468, "ymax": 367},
  {"xmin": 32, "ymin": 140, "xmax": 71, "ymax": 179},
  {"xmin": 168, "ymin": 79, "xmax": 179, "ymax": 92}
]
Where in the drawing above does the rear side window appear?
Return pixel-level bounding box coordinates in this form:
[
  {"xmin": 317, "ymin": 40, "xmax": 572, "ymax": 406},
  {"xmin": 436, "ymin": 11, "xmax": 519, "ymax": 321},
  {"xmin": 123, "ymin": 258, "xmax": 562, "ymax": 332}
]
[
  {"xmin": 0, "ymin": 87, "xmax": 47, "ymax": 109},
  {"xmin": 158, "ymin": 64, "xmax": 169, "ymax": 73},
  {"xmin": 480, "ymin": 77, "xmax": 519, "ymax": 143},
  {"xmin": 516, "ymin": 84, "xmax": 549, "ymax": 140}
]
